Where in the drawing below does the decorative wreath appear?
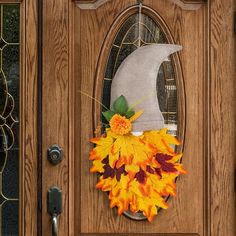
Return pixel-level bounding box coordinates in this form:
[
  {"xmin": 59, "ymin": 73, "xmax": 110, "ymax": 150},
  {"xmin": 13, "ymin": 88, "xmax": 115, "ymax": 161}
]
[{"xmin": 89, "ymin": 95, "xmax": 186, "ymax": 222}]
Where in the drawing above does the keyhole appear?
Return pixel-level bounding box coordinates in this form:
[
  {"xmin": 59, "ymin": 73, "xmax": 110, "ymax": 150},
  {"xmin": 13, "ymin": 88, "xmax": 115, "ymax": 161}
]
[{"xmin": 52, "ymin": 154, "xmax": 58, "ymax": 160}]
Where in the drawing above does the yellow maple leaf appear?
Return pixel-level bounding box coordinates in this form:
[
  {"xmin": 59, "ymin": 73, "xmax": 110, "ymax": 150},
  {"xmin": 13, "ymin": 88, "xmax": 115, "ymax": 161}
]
[
  {"xmin": 107, "ymin": 129, "xmax": 153, "ymax": 171},
  {"xmin": 96, "ymin": 176, "xmax": 116, "ymax": 192},
  {"xmin": 129, "ymin": 179, "xmax": 168, "ymax": 221},
  {"xmin": 144, "ymin": 128, "xmax": 180, "ymax": 155},
  {"xmin": 147, "ymin": 172, "xmax": 178, "ymax": 196},
  {"xmin": 89, "ymin": 135, "xmax": 114, "ymax": 161},
  {"xmin": 109, "ymin": 175, "xmax": 131, "ymax": 215},
  {"xmin": 90, "ymin": 159, "xmax": 105, "ymax": 173}
]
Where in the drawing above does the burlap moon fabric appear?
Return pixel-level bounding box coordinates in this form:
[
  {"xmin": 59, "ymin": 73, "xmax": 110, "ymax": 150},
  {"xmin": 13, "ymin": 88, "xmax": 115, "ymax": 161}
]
[{"xmin": 110, "ymin": 44, "xmax": 182, "ymax": 132}]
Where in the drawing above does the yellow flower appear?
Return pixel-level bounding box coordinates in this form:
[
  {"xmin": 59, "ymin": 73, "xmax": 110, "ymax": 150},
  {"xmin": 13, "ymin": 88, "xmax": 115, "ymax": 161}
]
[{"xmin": 109, "ymin": 114, "xmax": 132, "ymax": 135}]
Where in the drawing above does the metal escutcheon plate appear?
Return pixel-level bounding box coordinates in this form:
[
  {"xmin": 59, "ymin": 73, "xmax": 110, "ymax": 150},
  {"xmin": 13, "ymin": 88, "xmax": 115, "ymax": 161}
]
[{"xmin": 47, "ymin": 144, "xmax": 63, "ymax": 165}]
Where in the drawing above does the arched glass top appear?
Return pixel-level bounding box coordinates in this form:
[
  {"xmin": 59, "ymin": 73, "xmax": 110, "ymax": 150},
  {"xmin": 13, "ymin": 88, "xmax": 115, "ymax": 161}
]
[{"xmin": 102, "ymin": 13, "xmax": 178, "ymax": 135}]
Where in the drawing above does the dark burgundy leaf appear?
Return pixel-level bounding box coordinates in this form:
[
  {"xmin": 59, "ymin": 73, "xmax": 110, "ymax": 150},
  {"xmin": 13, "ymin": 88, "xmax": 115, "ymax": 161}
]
[
  {"xmin": 103, "ymin": 163, "xmax": 126, "ymax": 181},
  {"xmin": 103, "ymin": 165, "xmax": 115, "ymax": 179},
  {"xmin": 102, "ymin": 157, "xmax": 109, "ymax": 164},
  {"xmin": 155, "ymin": 168, "xmax": 162, "ymax": 177},
  {"xmin": 156, "ymin": 153, "xmax": 177, "ymax": 173},
  {"xmin": 161, "ymin": 162, "xmax": 176, "ymax": 172},
  {"xmin": 156, "ymin": 153, "xmax": 173, "ymax": 162},
  {"xmin": 116, "ymin": 165, "xmax": 126, "ymax": 181},
  {"xmin": 135, "ymin": 169, "xmax": 146, "ymax": 184},
  {"xmin": 146, "ymin": 166, "xmax": 154, "ymax": 174}
]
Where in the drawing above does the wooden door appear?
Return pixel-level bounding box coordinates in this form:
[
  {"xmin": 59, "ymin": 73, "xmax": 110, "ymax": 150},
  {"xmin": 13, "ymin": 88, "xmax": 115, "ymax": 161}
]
[
  {"xmin": 39, "ymin": 0, "xmax": 236, "ymax": 236},
  {"xmin": 74, "ymin": 0, "xmax": 205, "ymax": 234}
]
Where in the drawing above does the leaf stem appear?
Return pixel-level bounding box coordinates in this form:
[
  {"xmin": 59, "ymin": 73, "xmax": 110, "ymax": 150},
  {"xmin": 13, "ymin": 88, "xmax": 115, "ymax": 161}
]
[{"xmin": 79, "ymin": 90, "xmax": 110, "ymax": 111}]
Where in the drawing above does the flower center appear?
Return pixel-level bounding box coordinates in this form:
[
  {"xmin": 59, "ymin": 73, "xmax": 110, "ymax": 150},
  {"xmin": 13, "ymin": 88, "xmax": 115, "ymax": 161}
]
[{"xmin": 109, "ymin": 114, "xmax": 132, "ymax": 135}]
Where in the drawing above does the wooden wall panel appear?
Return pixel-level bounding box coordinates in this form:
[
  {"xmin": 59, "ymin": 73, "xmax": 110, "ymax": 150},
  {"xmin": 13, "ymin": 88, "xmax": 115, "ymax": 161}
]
[
  {"xmin": 69, "ymin": 0, "xmax": 75, "ymax": 235},
  {"xmin": 21, "ymin": 0, "xmax": 38, "ymax": 235},
  {"xmin": 209, "ymin": 0, "xmax": 236, "ymax": 235},
  {"xmin": 42, "ymin": 0, "xmax": 70, "ymax": 235}
]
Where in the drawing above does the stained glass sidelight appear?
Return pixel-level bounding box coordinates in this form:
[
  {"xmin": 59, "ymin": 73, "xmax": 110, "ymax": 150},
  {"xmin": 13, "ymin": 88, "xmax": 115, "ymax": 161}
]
[
  {"xmin": 0, "ymin": 4, "xmax": 20, "ymax": 235},
  {"xmin": 102, "ymin": 13, "xmax": 178, "ymax": 136}
]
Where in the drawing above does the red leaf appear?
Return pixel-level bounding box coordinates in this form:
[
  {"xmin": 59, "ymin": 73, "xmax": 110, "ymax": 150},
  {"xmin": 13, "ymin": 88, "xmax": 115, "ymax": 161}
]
[{"xmin": 156, "ymin": 153, "xmax": 177, "ymax": 173}]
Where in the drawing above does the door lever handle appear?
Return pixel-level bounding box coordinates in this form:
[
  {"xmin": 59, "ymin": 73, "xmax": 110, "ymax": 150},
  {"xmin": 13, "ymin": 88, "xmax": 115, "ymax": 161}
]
[
  {"xmin": 47, "ymin": 186, "xmax": 62, "ymax": 236},
  {"xmin": 52, "ymin": 213, "xmax": 58, "ymax": 236}
]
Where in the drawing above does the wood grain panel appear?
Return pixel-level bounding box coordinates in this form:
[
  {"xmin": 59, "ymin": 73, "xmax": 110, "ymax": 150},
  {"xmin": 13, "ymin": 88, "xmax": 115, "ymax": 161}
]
[
  {"xmin": 169, "ymin": 0, "xmax": 205, "ymax": 10},
  {"xmin": 209, "ymin": 0, "xmax": 236, "ymax": 235},
  {"xmin": 75, "ymin": 0, "xmax": 206, "ymax": 10},
  {"xmin": 68, "ymin": 0, "xmax": 75, "ymax": 235},
  {"xmin": 42, "ymin": 0, "xmax": 69, "ymax": 235},
  {"xmin": 182, "ymin": 0, "xmax": 206, "ymax": 3},
  {"xmin": 73, "ymin": 0, "xmax": 207, "ymax": 3},
  {"xmin": 21, "ymin": 0, "xmax": 38, "ymax": 235},
  {"xmin": 77, "ymin": 234, "xmax": 200, "ymax": 236},
  {"xmin": 74, "ymin": 0, "xmax": 207, "ymax": 234}
]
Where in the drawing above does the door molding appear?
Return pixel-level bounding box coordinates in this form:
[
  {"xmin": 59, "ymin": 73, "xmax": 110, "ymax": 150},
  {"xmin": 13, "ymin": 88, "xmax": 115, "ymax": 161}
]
[
  {"xmin": 169, "ymin": 0, "xmax": 205, "ymax": 10},
  {"xmin": 21, "ymin": 0, "xmax": 38, "ymax": 235},
  {"xmin": 75, "ymin": 0, "xmax": 110, "ymax": 10},
  {"xmin": 75, "ymin": 0, "xmax": 206, "ymax": 10}
]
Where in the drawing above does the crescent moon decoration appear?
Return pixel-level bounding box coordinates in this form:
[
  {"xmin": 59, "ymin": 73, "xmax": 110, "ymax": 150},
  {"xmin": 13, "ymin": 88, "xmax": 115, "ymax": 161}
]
[
  {"xmin": 110, "ymin": 44, "xmax": 182, "ymax": 132},
  {"xmin": 89, "ymin": 3, "xmax": 187, "ymax": 222}
]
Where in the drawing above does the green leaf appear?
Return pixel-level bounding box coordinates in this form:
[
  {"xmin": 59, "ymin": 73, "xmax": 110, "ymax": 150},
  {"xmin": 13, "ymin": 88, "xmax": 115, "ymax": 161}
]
[
  {"xmin": 102, "ymin": 110, "xmax": 115, "ymax": 122},
  {"xmin": 125, "ymin": 110, "xmax": 135, "ymax": 119},
  {"xmin": 112, "ymin": 95, "xmax": 128, "ymax": 115}
]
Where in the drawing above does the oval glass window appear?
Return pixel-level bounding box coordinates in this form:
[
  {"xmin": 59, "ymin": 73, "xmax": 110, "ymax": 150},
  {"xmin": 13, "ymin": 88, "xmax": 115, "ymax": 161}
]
[
  {"xmin": 102, "ymin": 13, "xmax": 179, "ymax": 135},
  {"xmin": 99, "ymin": 9, "xmax": 184, "ymax": 220}
]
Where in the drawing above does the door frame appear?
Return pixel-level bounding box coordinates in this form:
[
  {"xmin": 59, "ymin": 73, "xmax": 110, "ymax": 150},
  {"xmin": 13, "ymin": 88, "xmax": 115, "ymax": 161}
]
[{"xmin": 20, "ymin": 0, "xmax": 38, "ymax": 235}]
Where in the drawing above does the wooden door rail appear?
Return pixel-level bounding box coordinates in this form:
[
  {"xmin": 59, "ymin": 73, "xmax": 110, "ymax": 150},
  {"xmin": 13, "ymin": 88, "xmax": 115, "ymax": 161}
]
[{"xmin": 74, "ymin": 0, "xmax": 207, "ymax": 10}]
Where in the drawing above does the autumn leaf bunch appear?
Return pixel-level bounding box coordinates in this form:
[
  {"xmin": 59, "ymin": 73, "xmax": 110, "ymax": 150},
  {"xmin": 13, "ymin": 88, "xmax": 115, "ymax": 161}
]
[{"xmin": 89, "ymin": 95, "xmax": 186, "ymax": 222}]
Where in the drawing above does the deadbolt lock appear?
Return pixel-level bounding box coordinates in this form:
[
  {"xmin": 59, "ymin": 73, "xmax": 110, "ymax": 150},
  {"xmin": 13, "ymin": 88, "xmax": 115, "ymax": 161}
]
[{"xmin": 47, "ymin": 144, "xmax": 63, "ymax": 165}]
